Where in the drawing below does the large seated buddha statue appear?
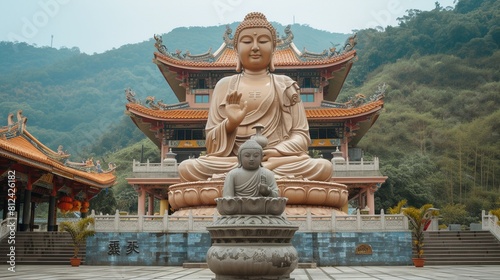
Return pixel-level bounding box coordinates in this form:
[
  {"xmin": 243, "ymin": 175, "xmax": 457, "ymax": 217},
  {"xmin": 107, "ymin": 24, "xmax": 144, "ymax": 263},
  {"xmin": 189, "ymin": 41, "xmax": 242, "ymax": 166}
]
[
  {"xmin": 178, "ymin": 12, "xmax": 333, "ymax": 182},
  {"xmin": 170, "ymin": 12, "xmax": 347, "ymax": 216}
]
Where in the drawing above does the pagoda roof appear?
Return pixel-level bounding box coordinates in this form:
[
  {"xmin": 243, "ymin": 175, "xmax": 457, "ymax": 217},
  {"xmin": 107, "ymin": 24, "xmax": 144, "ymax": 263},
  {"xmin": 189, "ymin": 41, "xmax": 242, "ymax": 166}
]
[
  {"xmin": 126, "ymin": 99, "xmax": 383, "ymax": 121},
  {"xmin": 126, "ymin": 97, "xmax": 384, "ymax": 148},
  {"xmin": 152, "ymin": 26, "xmax": 357, "ymax": 102},
  {"xmin": 153, "ymin": 45, "xmax": 356, "ymax": 70},
  {"xmin": 0, "ymin": 111, "xmax": 116, "ymax": 198}
]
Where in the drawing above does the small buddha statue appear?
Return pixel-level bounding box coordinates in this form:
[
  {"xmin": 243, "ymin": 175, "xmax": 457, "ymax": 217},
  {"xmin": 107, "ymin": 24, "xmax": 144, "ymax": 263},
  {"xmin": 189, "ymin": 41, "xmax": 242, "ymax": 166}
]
[{"xmin": 223, "ymin": 139, "xmax": 278, "ymax": 198}]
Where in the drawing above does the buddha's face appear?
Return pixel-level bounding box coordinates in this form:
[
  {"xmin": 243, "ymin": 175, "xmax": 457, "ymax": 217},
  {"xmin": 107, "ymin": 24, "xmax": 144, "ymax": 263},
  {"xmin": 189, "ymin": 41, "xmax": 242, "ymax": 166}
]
[
  {"xmin": 236, "ymin": 27, "xmax": 274, "ymax": 72},
  {"xmin": 240, "ymin": 148, "xmax": 262, "ymax": 170}
]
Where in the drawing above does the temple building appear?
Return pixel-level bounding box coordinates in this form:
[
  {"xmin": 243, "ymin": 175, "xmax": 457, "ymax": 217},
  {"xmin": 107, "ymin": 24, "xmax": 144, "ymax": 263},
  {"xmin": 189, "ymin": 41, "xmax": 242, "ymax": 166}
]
[
  {"xmin": 0, "ymin": 110, "xmax": 116, "ymax": 231},
  {"xmin": 126, "ymin": 25, "xmax": 386, "ymax": 215}
]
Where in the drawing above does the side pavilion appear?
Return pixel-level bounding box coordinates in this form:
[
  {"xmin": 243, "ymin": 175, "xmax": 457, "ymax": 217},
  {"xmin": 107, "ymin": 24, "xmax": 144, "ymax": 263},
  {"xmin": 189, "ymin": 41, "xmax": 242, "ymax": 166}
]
[{"xmin": 0, "ymin": 110, "xmax": 116, "ymax": 232}]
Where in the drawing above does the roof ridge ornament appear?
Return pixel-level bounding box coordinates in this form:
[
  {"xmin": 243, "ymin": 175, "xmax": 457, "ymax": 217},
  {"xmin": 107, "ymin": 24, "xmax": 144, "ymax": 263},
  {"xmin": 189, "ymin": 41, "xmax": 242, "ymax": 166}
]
[
  {"xmin": 276, "ymin": 24, "xmax": 294, "ymax": 50},
  {"xmin": 1, "ymin": 110, "xmax": 27, "ymax": 139},
  {"xmin": 343, "ymin": 33, "xmax": 357, "ymax": 52},
  {"xmin": 223, "ymin": 25, "xmax": 234, "ymax": 47},
  {"xmin": 154, "ymin": 34, "xmax": 168, "ymax": 55}
]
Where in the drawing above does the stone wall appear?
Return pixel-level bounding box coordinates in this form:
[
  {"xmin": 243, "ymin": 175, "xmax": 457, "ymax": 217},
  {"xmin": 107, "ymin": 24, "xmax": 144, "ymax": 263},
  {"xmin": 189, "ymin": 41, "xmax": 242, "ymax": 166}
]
[
  {"xmin": 292, "ymin": 231, "xmax": 412, "ymax": 266},
  {"xmin": 86, "ymin": 231, "xmax": 412, "ymax": 266}
]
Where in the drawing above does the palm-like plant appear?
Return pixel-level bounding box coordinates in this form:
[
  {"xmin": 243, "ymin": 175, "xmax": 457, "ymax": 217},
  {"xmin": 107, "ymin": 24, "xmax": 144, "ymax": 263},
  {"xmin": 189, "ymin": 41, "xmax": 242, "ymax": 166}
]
[
  {"xmin": 59, "ymin": 217, "xmax": 96, "ymax": 258},
  {"xmin": 490, "ymin": 208, "xmax": 500, "ymax": 226},
  {"xmin": 389, "ymin": 200, "xmax": 439, "ymax": 259}
]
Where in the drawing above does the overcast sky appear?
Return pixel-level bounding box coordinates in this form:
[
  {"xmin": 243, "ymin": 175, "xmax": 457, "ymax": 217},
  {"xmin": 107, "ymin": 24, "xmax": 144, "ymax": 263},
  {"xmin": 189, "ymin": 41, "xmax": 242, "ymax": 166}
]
[{"xmin": 1, "ymin": 0, "xmax": 456, "ymax": 54}]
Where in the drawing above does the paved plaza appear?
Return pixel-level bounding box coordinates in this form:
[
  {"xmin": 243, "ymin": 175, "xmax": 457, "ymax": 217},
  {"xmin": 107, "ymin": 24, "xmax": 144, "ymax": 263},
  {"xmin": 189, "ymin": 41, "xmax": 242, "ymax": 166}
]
[{"xmin": 1, "ymin": 265, "xmax": 499, "ymax": 279}]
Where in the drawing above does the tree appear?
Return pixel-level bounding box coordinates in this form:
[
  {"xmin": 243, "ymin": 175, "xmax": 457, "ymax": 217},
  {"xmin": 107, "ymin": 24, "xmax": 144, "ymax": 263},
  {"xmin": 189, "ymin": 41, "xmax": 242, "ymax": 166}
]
[{"xmin": 90, "ymin": 188, "xmax": 117, "ymax": 215}]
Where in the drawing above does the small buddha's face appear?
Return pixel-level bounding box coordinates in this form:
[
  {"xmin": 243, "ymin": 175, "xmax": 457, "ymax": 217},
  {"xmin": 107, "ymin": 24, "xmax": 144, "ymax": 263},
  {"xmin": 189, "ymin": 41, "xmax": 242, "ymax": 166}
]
[
  {"xmin": 240, "ymin": 148, "xmax": 262, "ymax": 170},
  {"xmin": 236, "ymin": 27, "xmax": 274, "ymax": 72}
]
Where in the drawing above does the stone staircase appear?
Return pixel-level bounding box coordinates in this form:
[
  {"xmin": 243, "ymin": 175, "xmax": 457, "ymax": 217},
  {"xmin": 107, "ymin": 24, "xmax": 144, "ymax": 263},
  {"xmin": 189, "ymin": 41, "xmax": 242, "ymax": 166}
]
[
  {"xmin": 423, "ymin": 231, "xmax": 500, "ymax": 265},
  {"xmin": 0, "ymin": 232, "xmax": 86, "ymax": 265}
]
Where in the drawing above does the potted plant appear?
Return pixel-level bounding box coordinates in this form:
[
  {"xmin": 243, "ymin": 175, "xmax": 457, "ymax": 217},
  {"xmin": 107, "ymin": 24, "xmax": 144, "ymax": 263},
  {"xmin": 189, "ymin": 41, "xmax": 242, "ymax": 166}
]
[
  {"xmin": 389, "ymin": 200, "xmax": 439, "ymax": 267},
  {"xmin": 59, "ymin": 217, "xmax": 96, "ymax": 267}
]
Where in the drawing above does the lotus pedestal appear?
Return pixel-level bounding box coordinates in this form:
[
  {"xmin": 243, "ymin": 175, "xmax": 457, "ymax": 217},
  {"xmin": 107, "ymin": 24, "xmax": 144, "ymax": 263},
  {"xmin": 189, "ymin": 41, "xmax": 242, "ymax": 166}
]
[{"xmin": 206, "ymin": 197, "xmax": 299, "ymax": 280}]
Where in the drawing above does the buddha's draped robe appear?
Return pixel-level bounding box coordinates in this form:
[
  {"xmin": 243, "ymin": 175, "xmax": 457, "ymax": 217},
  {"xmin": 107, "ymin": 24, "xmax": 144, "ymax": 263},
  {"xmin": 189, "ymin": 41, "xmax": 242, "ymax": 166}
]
[
  {"xmin": 223, "ymin": 168, "xmax": 278, "ymax": 197},
  {"xmin": 178, "ymin": 74, "xmax": 333, "ymax": 182}
]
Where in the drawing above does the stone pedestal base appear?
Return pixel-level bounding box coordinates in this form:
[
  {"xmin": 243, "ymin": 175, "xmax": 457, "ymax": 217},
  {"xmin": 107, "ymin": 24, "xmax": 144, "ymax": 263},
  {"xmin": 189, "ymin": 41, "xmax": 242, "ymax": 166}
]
[
  {"xmin": 207, "ymin": 244, "xmax": 297, "ymax": 280},
  {"xmin": 206, "ymin": 197, "xmax": 299, "ymax": 280}
]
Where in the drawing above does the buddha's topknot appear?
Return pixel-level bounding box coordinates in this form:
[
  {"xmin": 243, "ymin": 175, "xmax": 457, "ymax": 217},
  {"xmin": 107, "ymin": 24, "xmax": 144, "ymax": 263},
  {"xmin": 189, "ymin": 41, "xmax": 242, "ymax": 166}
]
[{"xmin": 233, "ymin": 12, "xmax": 277, "ymax": 49}]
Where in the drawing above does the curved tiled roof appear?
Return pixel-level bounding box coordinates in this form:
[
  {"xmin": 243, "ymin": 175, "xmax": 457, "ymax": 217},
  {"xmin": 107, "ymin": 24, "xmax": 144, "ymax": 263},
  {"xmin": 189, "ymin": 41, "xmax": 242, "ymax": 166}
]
[
  {"xmin": 307, "ymin": 100, "xmax": 384, "ymax": 119},
  {"xmin": 154, "ymin": 48, "xmax": 356, "ymax": 70},
  {"xmin": 126, "ymin": 103, "xmax": 208, "ymax": 120},
  {"xmin": 0, "ymin": 133, "xmax": 116, "ymax": 188},
  {"xmin": 126, "ymin": 100, "xmax": 383, "ymax": 121}
]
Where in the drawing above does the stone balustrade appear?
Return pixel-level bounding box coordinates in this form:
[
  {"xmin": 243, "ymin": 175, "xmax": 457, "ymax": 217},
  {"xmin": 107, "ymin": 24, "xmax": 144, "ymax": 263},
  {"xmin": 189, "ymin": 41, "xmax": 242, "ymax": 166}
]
[
  {"xmin": 131, "ymin": 159, "xmax": 178, "ymax": 178},
  {"xmin": 0, "ymin": 212, "xmax": 16, "ymax": 240},
  {"xmin": 131, "ymin": 158, "xmax": 382, "ymax": 178},
  {"xmin": 90, "ymin": 209, "xmax": 408, "ymax": 233},
  {"xmin": 482, "ymin": 210, "xmax": 500, "ymax": 241},
  {"xmin": 332, "ymin": 157, "xmax": 382, "ymax": 176}
]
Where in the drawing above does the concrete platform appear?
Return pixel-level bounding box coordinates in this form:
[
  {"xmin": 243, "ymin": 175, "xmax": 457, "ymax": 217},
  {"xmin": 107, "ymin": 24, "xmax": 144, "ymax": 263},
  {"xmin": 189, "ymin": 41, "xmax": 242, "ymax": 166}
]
[{"xmin": 1, "ymin": 265, "xmax": 500, "ymax": 279}]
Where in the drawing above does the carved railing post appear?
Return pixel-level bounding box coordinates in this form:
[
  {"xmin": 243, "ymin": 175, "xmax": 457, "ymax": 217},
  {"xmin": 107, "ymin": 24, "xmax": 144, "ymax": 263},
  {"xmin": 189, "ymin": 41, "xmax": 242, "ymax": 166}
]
[
  {"xmin": 357, "ymin": 209, "xmax": 362, "ymax": 230},
  {"xmin": 163, "ymin": 210, "xmax": 169, "ymax": 232},
  {"xmin": 188, "ymin": 210, "xmax": 194, "ymax": 231},
  {"xmin": 331, "ymin": 211, "xmax": 336, "ymax": 231},
  {"xmin": 138, "ymin": 214, "xmax": 144, "ymax": 232},
  {"xmin": 114, "ymin": 210, "xmax": 120, "ymax": 232},
  {"xmin": 380, "ymin": 209, "xmax": 386, "ymax": 229},
  {"xmin": 306, "ymin": 209, "xmax": 312, "ymax": 231}
]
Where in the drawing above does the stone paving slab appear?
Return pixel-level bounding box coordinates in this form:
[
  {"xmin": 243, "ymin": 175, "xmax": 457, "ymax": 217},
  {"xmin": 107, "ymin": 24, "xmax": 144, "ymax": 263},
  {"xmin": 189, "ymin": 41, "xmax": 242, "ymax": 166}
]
[{"xmin": 1, "ymin": 265, "xmax": 500, "ymax": 279}]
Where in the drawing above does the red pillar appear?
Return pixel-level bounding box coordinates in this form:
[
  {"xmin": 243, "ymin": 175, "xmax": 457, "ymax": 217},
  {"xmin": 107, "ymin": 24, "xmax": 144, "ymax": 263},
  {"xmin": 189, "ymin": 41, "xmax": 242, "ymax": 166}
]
[
  {"xmin": 21, "ymin": 175, "xmax": 33, "ymax": 231},
  {"xmin": 47, "ymin": 180, "xmax": 58, "ymax": 231},
  {"xmin": 148, "ymin": 193, "xmax": 154, "ymax": 215},
  {"xmin": 137, "ymin": 186, "xmax": 146, "ymax": 216}
]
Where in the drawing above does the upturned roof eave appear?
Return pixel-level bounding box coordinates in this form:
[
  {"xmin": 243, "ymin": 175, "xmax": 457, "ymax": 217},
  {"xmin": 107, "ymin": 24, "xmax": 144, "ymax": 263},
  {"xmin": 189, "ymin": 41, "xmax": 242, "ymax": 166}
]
[
  {"xmin": 0, "ymin": 146, "xmax": 115, "ymax": 188},
  {"xmin": 125, "ymin": 100, "xmax": 383, "ymax": 122},
  {"xmin": 153, "ymin": 50, "xmax": 356, "ymax": 72},
  {"xmin": 125, "ymin": 103, "xmax": 208, "ymax": 122}
]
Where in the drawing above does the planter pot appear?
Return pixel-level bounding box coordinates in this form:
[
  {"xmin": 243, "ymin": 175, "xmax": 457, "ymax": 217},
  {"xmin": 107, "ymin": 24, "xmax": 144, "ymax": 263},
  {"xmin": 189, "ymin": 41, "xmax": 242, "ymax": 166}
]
[
  {"xmin": 412, "ymin": 258, "xmax": 425, "ymax": 267},
  {"xmin": 70, "ymin": 257, "xmax": 81, "ymax": 267}
]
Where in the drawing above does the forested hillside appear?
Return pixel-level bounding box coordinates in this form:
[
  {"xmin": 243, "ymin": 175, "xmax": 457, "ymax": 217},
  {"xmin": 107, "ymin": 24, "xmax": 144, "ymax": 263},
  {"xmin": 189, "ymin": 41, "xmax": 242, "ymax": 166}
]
[
  {"xmin": 2, "ymin": 0, "xmax": 499, "ymax": 224},
  {"xmin": 347, "ymin": 0, "xmax": 500, "ymax": 224}
]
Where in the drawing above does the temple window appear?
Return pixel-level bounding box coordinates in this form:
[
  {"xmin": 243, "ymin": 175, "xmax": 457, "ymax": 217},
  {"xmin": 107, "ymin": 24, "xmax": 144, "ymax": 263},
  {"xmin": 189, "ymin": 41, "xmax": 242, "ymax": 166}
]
[
  {"xmin": 302, "ymin": 77, "xmax": 313, "ymax": 88},
  {"xmin": 197, "ymin": 78, "xmax": 206, "ymax": 89},
  {"xmin": 309, "ymin": 126, "xmax": 343, "ymax": 139},
  {"xmin": 192, "ymin": 129, "xmax": 205, "ymax": 140},
  {"xmin": 301, "ymin": 93, "xmax": 314, "ymax": 102},
  {"xmin": 195, "ymin": 94, "xmax": 209, "ymax": 103},
  {"xmin": 174, "ymin": 129, "xmax": 205, "ymax": 140}
]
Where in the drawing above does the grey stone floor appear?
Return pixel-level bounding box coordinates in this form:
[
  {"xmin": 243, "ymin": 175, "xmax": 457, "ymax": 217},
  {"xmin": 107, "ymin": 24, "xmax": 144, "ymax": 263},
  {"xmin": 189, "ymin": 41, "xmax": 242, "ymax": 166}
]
[{"xmin": 1, "ymin": 265, "xmax": 500, "ymax": 279}]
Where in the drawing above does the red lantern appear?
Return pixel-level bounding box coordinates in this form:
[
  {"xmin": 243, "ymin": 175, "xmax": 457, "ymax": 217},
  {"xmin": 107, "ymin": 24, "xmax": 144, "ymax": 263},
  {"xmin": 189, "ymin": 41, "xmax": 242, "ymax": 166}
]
[
  {"xmin": 59, "ymin": 196, "xmax": 73, "ymax": 203},
  {"xmin": 57, "ymin": 195, "xmax": 74, "ymax": 213},
  {"xmin": 57, "ymin": 201, "xmax": 73, "ymax": 213},
  {"xmin": 71, "ymin": 200, "xmax": 82, "ymax": 212}
]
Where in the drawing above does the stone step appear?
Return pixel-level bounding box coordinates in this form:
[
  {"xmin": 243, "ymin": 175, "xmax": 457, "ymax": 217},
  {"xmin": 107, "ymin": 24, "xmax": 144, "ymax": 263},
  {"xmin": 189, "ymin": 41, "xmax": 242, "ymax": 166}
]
[
  {"xmin": 424, "ymin": 242, "xmax": 500, "ymax": 247},
  {"xmin": 422, "ymin": 249, "xmax": 500, "ymax": 254},
  {"xmin": 422, "ymin": 259, "xmax": 500, "ymax": 265},
  {"xmin": 0, "ymin": 232, "xmax": 86, "ymax": 265},
  {"xmin": 423, "ymin": 230, "xmax": 500, "ymax": 266},
  {"xmin": 423, "ymin": 252, "xmax": 500, "ymax": 257}
]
